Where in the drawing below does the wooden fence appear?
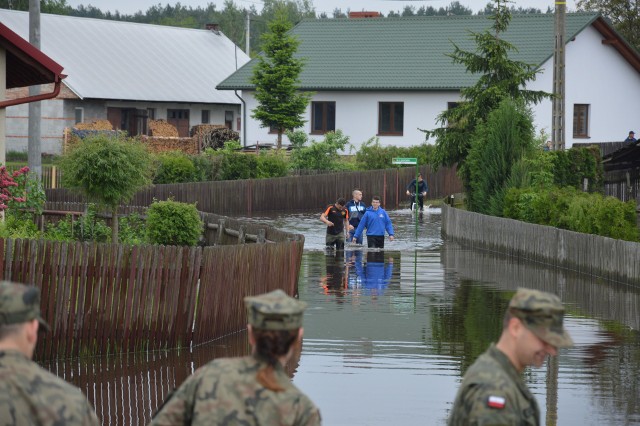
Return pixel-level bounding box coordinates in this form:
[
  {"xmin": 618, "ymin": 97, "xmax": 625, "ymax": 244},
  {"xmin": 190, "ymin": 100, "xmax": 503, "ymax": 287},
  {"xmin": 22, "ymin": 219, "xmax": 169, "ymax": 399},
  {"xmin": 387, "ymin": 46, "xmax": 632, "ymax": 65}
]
[
  {"xmin": 1, "ymin": 235, "xmax": 303, "ymax": 360},
  {"xmin": 442, "ymin": 205, "xmax": 640, "ymax": 284},
  {"xmin": 45, "ymin": 166, "xmax": 463, "ymax": 215}
]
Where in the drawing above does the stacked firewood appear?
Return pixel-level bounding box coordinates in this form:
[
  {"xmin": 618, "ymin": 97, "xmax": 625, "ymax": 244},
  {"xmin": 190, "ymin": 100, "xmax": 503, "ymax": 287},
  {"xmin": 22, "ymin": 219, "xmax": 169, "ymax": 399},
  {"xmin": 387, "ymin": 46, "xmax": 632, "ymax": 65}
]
[
  {"xmin": 149, "ymin": 119, "xmax": 179, "ymax": 137},
  {"xmin": 191, "ymin": 124, "xmax": 239, "ymax": 150},
  {"xmin": 75, "ymin": 120, "xmax": 113, "ymax": 130}
]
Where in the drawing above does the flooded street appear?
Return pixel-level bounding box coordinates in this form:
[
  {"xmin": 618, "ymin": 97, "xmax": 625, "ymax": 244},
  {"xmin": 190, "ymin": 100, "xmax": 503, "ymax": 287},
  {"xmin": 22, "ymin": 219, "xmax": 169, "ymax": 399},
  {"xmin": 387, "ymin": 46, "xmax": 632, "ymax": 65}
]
[{"xmin": 44, "ymin": 209, "xmax": 640, "ymax": 425}]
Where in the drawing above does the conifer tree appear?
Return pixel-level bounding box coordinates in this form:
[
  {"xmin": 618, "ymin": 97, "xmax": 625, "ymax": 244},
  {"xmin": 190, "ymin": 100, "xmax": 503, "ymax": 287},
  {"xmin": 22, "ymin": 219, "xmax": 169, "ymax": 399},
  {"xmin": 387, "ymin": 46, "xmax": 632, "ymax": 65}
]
[
  {"xmin": 250, "ymin": 11, "xmax": 312, "ymax": 149},
  {"xmin": 423, "ymin": 0, "xmax": 551, "ymax": 188}
]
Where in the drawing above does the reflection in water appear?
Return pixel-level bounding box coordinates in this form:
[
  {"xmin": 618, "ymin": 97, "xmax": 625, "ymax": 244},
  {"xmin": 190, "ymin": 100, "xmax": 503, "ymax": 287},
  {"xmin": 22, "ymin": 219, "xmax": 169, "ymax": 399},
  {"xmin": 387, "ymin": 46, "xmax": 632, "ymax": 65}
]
[{"xmin": 40, "ymin": 211, "xmax": 640, "ymax": 425}]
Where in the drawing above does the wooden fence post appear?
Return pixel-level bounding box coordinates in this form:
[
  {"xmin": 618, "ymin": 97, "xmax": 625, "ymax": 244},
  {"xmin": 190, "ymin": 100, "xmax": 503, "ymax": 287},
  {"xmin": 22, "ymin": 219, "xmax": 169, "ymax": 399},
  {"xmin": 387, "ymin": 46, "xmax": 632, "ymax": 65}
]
[
  {"xmin": 257, "ymin": 229, "xmax": 266, "ymax": 243},
  {"xmin": 238, "ymin": 225, "xmax": 246, "ymax": 244},
  {"xmin": 217, "ymin": 219, "xmax": 225, "ymax": 245}
]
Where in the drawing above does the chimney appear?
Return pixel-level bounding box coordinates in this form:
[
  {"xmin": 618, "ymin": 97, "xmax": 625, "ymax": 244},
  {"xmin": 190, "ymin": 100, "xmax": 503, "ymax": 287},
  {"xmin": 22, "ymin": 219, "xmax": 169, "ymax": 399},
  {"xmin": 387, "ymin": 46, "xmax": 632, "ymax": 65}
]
[
  {"xmin": 348, "ymin": 11, "xmax": 381, "ymax": 19},
  {"xmin": 206, "ymin": 23, "xmax": 220, "ymax": 35}
]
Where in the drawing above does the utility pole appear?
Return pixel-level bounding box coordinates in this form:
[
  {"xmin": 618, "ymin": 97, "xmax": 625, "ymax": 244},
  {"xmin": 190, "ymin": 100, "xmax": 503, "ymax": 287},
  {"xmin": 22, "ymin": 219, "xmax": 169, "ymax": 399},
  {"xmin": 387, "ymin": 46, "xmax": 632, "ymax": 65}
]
[
  {"xmin": 551, "ymin": 0, "xmax": 566, "ymax": 151},
  {"xmin": 245, "ymin": 11, "xmax": 251, "ymax": 55},
  {"xmin": 28, "ymin": 0, "xmax": 42, "ymax": 179}
]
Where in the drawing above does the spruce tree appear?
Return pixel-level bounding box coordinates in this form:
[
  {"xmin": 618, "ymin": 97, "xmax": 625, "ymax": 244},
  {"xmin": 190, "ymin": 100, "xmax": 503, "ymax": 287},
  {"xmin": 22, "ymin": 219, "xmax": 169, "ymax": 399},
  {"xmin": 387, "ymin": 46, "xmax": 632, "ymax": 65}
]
[
  {"xmin": 251, "ymin": 11, "xmax": 312, "ymax": 149},
  {"xmin": 423, "ymin": 0, "xmax": 551, "ymax": 188}
]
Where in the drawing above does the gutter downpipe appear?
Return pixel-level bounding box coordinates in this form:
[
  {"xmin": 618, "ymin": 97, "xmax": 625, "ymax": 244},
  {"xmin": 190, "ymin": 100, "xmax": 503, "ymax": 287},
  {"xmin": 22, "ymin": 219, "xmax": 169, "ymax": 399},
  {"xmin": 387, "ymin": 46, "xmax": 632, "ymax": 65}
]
[{"xmin": 0, "ymin": 78, "xmax": 63, "ymax": 108}]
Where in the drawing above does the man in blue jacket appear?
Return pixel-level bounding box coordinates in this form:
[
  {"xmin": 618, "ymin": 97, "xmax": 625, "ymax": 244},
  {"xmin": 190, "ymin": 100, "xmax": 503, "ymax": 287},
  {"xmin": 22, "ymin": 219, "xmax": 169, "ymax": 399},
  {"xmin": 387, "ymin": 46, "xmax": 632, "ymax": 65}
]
[{"xmin": 352, "ymin": 196, "xmax": 394, "ymax": 248}]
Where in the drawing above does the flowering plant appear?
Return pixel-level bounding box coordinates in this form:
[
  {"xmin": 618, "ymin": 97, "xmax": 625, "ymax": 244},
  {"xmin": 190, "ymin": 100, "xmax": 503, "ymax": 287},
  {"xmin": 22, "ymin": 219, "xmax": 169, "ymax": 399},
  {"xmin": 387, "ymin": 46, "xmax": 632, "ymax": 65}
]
[{"xmin": 0, "ymin": 165, "xmax": 29, "ymax": 211}]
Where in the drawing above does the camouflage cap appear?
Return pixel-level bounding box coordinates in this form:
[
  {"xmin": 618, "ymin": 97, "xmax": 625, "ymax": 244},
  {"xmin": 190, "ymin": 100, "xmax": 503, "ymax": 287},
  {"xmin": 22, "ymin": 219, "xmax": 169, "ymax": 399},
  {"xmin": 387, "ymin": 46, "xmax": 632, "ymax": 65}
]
[
  {"xmin": 0, "ymin": 281, "xmax": 50, "ymax": 332},
  {"xmin": 244, "ymin": 289, "xmax": 307, "ymax": 331},
  {"xmin": 509, "ymin": 288, "xmax": 573, "ymax": 348}
]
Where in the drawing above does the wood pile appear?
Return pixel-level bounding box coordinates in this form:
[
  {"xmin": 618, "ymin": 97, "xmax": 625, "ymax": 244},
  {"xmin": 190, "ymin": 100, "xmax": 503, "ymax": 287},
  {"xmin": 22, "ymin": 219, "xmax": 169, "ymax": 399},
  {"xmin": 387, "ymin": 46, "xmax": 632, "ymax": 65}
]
[
  {"xmin": 149, "ymin": 119, "xmax": 179, "ymax": 137},
  {"xmin": 75, "ymin": 120, "xmax": 113, "ymax": 130},
  {"xmin": 191, "ymin": 124, "xmax": 239, "ymax": 150}
]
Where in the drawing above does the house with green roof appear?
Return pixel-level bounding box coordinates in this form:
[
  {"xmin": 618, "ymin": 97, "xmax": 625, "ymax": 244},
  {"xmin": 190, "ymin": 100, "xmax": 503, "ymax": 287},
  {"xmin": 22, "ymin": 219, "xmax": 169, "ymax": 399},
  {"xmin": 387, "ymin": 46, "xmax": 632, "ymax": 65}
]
[{"xmin": 217, "ymin": 13, "xmax": 640, "ymax": 150}]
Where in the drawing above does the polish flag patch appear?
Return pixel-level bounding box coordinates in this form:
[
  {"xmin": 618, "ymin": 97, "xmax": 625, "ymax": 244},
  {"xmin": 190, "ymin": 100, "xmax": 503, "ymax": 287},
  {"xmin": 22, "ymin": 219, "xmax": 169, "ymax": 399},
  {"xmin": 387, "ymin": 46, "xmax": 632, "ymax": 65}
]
[{"xmin": 487, "ymin": 396, "xmax": 506, "ymax": 409}]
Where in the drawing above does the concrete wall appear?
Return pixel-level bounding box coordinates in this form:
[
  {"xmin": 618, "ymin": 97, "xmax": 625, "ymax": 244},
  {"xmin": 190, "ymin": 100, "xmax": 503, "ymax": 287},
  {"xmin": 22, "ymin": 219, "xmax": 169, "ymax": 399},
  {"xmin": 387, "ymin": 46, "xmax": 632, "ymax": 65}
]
[{"xmin": 441, "ymin": 205, "xmax": 640, "ymax": 284}]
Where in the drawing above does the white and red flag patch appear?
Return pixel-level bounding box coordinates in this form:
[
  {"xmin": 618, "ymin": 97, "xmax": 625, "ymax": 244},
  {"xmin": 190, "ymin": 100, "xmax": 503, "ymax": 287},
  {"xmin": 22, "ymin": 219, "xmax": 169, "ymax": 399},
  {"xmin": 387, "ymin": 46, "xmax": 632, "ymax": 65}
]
[{"xmin": 487, "ymin": 396, "xmax": 506, "ymax": 409}]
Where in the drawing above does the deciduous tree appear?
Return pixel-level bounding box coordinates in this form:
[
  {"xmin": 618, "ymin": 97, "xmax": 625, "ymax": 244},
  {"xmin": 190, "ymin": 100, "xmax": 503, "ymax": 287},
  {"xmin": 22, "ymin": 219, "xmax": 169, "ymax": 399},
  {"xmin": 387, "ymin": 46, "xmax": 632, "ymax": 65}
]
[
  {"xmin": 577, "ymin": 0, "xmax": 639, "ymax": 49},
  {"xmin": 59, "ymin": 135, "xmax": 153, "ymax": 242}
]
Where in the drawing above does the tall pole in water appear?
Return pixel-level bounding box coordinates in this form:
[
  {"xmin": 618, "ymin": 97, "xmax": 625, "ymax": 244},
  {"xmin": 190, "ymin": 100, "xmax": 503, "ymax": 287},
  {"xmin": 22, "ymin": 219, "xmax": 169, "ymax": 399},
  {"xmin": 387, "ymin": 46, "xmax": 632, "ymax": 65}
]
[{"xmin": 552, "ymin": 0, "xmax": 566, "ymax": 151}]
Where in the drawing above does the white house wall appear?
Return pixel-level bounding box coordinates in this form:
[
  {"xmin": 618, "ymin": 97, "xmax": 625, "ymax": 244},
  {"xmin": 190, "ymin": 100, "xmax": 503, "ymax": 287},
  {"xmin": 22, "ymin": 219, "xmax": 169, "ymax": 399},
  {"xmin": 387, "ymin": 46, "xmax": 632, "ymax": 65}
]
[
  {"xmin": 243, "ymin": 90, "xmax": 461, "ymax": 150},
  {"xmin": 242, "ymin": 25, "xmax": 640, "ymax": 151},
  {"xmin": 529, "ymin": 25, "xmax": 640, "ymax": 148}
]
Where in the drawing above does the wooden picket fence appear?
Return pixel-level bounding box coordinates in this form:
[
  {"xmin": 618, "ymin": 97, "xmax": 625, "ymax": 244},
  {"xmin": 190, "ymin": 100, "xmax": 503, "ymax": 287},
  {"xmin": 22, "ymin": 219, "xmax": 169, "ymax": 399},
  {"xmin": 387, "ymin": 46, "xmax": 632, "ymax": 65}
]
[{"xmin": 1, "ymin": 227, "xmax": 303, "ymax": 360}]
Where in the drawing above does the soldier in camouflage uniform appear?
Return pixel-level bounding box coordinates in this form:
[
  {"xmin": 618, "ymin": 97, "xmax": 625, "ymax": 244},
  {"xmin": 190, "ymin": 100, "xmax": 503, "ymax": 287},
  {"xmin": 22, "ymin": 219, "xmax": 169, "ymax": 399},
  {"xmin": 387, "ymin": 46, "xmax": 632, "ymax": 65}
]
[
  {"xmin": 0, "ymin": 280, "xmax": 100, "ymax": 425},
  {"xmin": 448, "ymin": 288, "xmax": 573, "ymax": 426},
  {"xmin": 151, "ymin": 289, "xmax": 321, "ymax": 425}
]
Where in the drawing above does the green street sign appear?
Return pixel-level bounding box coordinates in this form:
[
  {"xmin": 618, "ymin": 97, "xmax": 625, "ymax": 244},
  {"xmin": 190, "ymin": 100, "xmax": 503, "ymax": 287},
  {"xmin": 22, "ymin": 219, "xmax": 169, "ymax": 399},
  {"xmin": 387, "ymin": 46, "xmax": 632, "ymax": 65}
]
[{"xmin": 392, "ymin": 157, "xmax": 418, "ymax": 165}]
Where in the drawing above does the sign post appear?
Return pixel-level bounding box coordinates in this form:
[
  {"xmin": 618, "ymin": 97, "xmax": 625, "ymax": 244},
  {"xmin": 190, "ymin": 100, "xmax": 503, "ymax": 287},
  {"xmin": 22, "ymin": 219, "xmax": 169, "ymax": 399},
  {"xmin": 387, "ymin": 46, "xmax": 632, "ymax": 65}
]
[{"xmin": 392, "ymin": 157, "xmax": 419, "ymax": 239}]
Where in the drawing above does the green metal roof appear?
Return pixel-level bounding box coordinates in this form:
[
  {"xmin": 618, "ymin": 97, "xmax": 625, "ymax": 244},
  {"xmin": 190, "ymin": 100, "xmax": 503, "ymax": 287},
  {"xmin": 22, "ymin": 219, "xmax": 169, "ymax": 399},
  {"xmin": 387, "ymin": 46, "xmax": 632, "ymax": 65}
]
[{"xmin": 217, "ymin": 12, "xmax": 600, "ymax": 91}]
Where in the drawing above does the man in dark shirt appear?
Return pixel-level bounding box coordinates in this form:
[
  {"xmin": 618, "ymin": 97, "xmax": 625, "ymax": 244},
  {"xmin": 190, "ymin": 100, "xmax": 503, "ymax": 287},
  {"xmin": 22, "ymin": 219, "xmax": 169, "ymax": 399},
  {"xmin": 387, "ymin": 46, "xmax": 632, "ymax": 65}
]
[
  {"xmin": 345, "ymin": 189, "xmax": 367, "ymax": 244},
  {"xmin": 320, "ymin": 198, "xmax": 350, "ymax": 250},
  {"xmin": 624, "ymin": 130, "xmax": 636, "ymax": 143},
  {"xmin": 406, "ymin": 173, "xmax": 428, "ymax": 211}
]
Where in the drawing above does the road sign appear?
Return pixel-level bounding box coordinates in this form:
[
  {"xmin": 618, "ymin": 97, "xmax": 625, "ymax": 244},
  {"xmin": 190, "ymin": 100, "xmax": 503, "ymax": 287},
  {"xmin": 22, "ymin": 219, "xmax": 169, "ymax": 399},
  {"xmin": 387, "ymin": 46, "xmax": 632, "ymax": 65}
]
[{"xmin": 392, "ymin": 157, "xmax": 418, "ymax": 165}]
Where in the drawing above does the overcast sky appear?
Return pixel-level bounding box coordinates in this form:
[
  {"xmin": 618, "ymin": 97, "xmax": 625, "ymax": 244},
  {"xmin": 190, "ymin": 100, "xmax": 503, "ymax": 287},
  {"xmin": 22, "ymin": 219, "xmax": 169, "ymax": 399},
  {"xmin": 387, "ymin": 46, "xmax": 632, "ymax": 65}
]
[{"xmin": 63, "ymin": 0, "xmax": 580, "ymax": 16}]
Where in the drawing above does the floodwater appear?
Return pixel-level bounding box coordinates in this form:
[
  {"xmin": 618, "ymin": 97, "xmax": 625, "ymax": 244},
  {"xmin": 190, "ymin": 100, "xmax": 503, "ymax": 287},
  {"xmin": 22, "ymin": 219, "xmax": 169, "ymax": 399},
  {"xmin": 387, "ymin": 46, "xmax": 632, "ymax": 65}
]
[{"xmin": 43, "ymin": 209, "xmax": 640, "ymax": 425}]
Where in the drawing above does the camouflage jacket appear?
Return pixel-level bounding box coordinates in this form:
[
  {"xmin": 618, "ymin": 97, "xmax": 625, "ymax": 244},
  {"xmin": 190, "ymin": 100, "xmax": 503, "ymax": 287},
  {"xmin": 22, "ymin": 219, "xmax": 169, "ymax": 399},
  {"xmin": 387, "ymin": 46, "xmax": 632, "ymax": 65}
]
[
  {"xmin": 0, "ymin": 350, "xmax": 100, "ymax": 426},
  {"xmin": 151, "ymin": 355, "xmax": 321, "ymax": 426},
  {"xmin": 447, "ymin": 344, "xmax": 540, "ymax": 426}
]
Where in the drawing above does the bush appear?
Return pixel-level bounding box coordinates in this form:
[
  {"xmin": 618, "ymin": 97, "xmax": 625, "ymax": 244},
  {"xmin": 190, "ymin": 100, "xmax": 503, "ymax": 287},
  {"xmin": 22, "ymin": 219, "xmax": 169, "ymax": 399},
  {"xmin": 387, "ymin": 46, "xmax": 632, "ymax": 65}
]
[
  {"xmin": 0, "ymin": 214, "xmax": 41, "ymax": 239},
  {"xmin": 549, "ymin": 146, "xmax": 603, "ymax": 192},
  {"xmin": 118, "ymin": 213, "xmax": 147, "ymax": 245},
  {"xmin": 146, "ymin": 200, "xmax": 203, "ymax": 246},
  {"xmin": 44, "ymin": 204, "xmax": 112, "ymax": 243},
  {"xmin": 256, "ymin": 150, "xmax": 289, "ymax": 178},
  {"xmin": 355, "ymin": 138, "xmax": 433, "ymax": 170},
  {"xmin": 503, "ymin": 186, "xmax": 638, "ymax": 241},
  {"xmin": 154, "ymin": 151, "xmax": 198, "ymax": 184},
  {"xmin": 465, "ymin": 99, "xmax": 535, "ymax": 216},
  {"xmin": 288, "ymin": 130, "xmax": 350, "ymax": 171},
  {"xmin": 190, "ymin": 154, "xmax": 218, "ymax": 182}
]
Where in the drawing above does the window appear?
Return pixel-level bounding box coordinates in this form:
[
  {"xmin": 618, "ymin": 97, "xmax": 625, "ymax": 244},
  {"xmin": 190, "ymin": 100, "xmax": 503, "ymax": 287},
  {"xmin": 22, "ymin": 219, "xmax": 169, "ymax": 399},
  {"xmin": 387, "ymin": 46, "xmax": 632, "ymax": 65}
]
[
  {"xmin": 168, "ymin": 109, "xmax": 189, "ymax": 120},
  {"xmin": 447, "ymin": 102, "xmax": 460, "ymax": 110},
  {"xmin": 573, "ymin": 104, "xmax": 590, "ymax": 138},
  {"xmin": 74, "ymin": 107, "xmax": 83, "ymax": 125},
  {"xmin": 311, "ymin": 101, "xmax": 336, "ymax": 134},
  {"xmin": 378, "ymin": 102, "xmax": 403, "ymax": 135},
  {"xmin": 147, "ymin": 108, "xmax": 156, "ymax": 120},
  {"xmin": 202, "ymin": 110, "xmax": 210, "ymax": 124}
]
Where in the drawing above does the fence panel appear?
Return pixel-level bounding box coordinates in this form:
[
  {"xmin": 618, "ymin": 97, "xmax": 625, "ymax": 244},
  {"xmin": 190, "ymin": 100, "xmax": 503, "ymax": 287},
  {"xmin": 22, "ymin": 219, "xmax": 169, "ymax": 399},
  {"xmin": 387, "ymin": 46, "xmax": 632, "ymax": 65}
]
[{"xmin": 45, "ymin": 166, "xmax": 462, "ymax": 215}]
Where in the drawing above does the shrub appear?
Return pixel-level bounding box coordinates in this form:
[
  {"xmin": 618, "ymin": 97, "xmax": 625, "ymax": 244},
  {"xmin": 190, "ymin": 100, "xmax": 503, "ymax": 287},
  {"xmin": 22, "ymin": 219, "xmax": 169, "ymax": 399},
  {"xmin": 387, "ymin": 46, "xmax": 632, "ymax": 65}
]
[
  {"xmin": 288, "ymin": 130, "xmax": 350, "ymax": 171},
  {"xmin": 146, "ymin": 200, "xmax": 203, "ymax": 246},
  {"xmin": 549, "ymin": 146, "xmax": 603, "ymax": 192},
  {"xmin": 503, "ymin": 186, "xmax": 638, "ymax": 241},
  {"xmin": 154, "ymin": 151, "xmax": 198, "ymax": 184},
  {"xmin": 355, "ymin": 138, "xmax": 433, "ymax": 170},
  {"xmin": 0, "ymin": 214, "xmax": 41, "ymax": 239},
  {"xmin": 44, "ymin": 204, "xmax": 111, "ymax": 243},
  {"xmin": 256, "ymin": 150, "xmax": 289, "ymax": 178},
  {"xmin": 118, "ymin": 213, "xmax": 147, "ymax": 245},
  {"xmin": 465, "ymin": 99, "xmax": 535, "ymax": 216}
]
